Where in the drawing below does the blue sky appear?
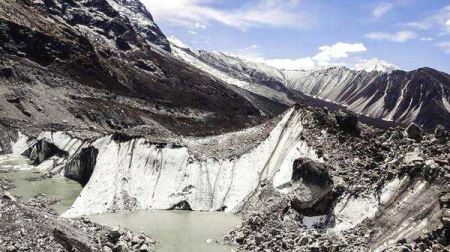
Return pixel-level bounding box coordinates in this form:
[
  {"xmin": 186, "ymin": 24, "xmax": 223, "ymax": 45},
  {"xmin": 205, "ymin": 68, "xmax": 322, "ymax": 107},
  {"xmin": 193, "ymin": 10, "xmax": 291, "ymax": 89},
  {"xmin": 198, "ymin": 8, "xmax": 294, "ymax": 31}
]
[{"xmin": 142, "ymin": 0, "xmax": 450, "ymax": 73}]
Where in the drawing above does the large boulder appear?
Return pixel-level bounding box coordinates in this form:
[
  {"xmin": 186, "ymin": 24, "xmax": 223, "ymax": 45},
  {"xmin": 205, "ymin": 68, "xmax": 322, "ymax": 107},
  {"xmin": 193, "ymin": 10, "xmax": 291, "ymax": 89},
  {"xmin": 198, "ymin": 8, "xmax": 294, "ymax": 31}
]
[
  {"xmin": 405, "ymin": 123, "xmax": 423, "ymax": 142},
  {"xmin": 335, "ymin": 110, "xmax": 360, "ymax": 135},
  {"xmin": 434, "ymin": 125, "xmax": 448, "ymax": 144},
  {"xmin": 290, "ymin": 158, "xmax": 334, "ymax": 211},
  {"xmin": 442, "ymin": 209, "xmax": 450, "ymax": 228}
]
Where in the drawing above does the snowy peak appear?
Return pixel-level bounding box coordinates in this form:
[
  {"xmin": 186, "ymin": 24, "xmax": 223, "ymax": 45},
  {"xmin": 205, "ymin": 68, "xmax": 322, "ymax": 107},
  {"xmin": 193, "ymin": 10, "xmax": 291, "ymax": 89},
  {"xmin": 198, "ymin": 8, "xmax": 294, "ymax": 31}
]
[
  {"xmin": 105, "ymin": 0, "xmax": 171, "ymax": 51},
  {"xmin": 354, "ymin": 58, "xmax": 400, "ymax": 73}
]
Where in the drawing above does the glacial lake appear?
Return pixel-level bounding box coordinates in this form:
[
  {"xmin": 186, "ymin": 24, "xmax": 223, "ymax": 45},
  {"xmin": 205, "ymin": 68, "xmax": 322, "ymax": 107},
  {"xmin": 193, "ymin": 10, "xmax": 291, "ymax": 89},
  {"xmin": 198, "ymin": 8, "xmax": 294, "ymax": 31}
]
[{"xmin": 0, "ymin": 154, "xmax": 241, "ymax": 252}]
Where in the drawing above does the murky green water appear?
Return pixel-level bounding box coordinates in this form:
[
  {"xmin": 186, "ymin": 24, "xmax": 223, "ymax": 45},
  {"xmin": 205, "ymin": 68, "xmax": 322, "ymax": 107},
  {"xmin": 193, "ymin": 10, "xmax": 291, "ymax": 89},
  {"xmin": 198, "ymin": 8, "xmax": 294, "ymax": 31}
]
[
  {"xmin": 4, "ymin": 170, "xmax": 83, "ymax": 213},
  {"xmin": 0, "ymin": 154, "xmax": 83, "ymax": 213},
  {"xmin": 90, "ymin": 210, "xmax": 241, "ymax": 252},
  {"xmin": 1, "ymin": 154, "xmax": 242, "ymax": 251}
]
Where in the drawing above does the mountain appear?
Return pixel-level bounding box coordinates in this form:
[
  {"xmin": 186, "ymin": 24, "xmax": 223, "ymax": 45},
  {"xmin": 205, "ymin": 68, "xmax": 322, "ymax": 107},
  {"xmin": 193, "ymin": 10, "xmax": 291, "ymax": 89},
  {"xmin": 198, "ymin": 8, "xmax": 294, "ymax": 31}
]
[
  {"xmin": 0, "ymin": 0, "xmax": 284, "ymax": 144},
  {"xmin": 171, "ymin": 41, "xmax": 450, "ymax": 130},
  {"xmin": 0, "ymin": 1, "xmax": 449, "ymax": 252},
  {"xmin": 354, "ymin": 58, "xmax": 400, "ymax": 73}
]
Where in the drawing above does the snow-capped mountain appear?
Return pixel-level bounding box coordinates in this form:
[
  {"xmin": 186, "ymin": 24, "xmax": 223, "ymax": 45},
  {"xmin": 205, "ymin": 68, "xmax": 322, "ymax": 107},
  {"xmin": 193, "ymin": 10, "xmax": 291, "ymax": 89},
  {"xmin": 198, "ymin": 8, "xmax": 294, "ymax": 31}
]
[
  {"xmin": 354, "ymin": 58, "xmax": 400, "ymax": 73},
  {"xmin": 170, "ymin": 41, "xmax": 450, "ymax": 130}
]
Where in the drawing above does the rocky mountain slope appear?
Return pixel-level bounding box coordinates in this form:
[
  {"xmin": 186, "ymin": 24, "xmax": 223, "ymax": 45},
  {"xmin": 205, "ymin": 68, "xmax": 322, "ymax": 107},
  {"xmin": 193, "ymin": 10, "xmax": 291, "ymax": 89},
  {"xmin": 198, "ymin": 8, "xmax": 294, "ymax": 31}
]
[
  {"xmin": 0, "ymin": 0, "xmax": 285, "ymax": 153},
  {"xmin": 171, "ymin": 42, "xmax": 450, "ymax": 131}
]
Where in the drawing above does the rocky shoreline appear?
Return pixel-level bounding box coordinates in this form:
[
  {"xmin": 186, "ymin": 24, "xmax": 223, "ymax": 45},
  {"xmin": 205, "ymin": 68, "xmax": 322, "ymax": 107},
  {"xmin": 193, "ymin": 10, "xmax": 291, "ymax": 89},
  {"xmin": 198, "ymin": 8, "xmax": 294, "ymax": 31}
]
[{"xmin": 0, "ymin": 176, "xmax": 157, "ymax": 252}]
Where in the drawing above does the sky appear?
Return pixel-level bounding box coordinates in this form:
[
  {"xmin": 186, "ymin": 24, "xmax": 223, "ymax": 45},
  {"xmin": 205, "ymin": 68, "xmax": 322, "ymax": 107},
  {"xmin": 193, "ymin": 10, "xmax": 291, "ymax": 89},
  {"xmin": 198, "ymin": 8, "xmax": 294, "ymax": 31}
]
[{"xmin": 141, "ymin": 0, "xmax": 450, "ymax": 73}]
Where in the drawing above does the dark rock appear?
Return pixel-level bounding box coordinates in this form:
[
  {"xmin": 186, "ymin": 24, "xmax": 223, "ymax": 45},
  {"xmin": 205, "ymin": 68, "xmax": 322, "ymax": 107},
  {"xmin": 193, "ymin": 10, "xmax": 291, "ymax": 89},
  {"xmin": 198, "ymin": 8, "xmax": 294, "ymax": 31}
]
[
  {"xmin": 108, "ymin": 227, "xmax": 122, "ymax": 243},
  {"xmin": 335, "ymin": 110, "xmax": 360, "ymax": 135},
  {"xmin": 292, "ymin": 159, "xmax": 333, "ymax": 187},
  {"xmin": 406, "ymin": 123, "xmax": 423, "ymax": 141},
  {"xmin": 0, "ymin": 67, "xmax": 14, "ymax": 78},
  {"xmin": 440, "ymin": 192, "xmax": 450, "ymax": 208},
  {"xmin": 6, "ymin": 95, "xmax": 21, "ymax": 104},
  {"xmin": 435, "ymin": 125, "xmax": 448, "ymax": 144},
  {"xmin": 168, "ymin": 200, "xmax": 192, "ymax": 210},
  {"xmin": 235, "ymin": 231, "xmax": 245, "ymax": 244},
  {"xmin": 112, "ymin": 241, "xmax": 128, "ymax": 252},
  {"xmin": 53, "ymin": 228, "xmax": 94, "ymax": 252},
  {"xmin": 442, "ymin": 209, "xmax": 450, "ymax": 227},
  {"xmin": 290, "ymin": 158, "xmax": 334, "ymax": 212}
]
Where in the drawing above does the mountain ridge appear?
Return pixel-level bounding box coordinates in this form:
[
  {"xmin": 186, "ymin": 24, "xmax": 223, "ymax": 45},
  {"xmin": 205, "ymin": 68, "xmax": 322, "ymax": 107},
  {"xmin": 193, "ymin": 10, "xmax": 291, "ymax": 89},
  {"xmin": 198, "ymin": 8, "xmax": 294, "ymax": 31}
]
[{"xmin": 170, "ymin": 40, "xmax": 450, "ymax": 130}]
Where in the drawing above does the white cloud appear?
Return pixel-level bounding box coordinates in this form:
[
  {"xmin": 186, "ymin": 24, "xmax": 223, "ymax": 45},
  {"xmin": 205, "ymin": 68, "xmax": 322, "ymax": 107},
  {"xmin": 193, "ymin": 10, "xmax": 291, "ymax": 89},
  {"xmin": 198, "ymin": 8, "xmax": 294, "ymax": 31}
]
[
  {"xmin": 372, "ymin": 2, "xmax": 393, "ymax": 17},
  {"xmin": 241, "ymin": 42, "xmax": 367, "ymax": 70},
  {"xmin": 194, "ymin": 22, "xmax": 206, "ymax": 30},
  {"xmin": 404, "ymin": 5, "xmax": 450, "ymax": 32},
  {"xmin": 141, "ymin": 0, "xmax": 310, "ymax": 30},
  {"xmin": 420, "ymin": 37, "xmax": 433, "ymax": 42},
  {"xmin": 312, "ymin": 43, "xmax": 367, "ymax": 65},
  {"xmin": 437, "ymin": 42, "xmax": 450, "ymax": 54},
  {"xmin": 366, "ymin": 30, "xmax": 417, "ymax": 42}
]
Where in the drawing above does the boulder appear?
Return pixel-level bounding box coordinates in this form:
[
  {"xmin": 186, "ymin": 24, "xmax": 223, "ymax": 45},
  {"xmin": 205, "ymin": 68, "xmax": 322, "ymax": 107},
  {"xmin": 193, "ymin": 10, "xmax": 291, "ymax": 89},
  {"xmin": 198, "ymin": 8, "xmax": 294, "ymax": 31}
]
[
  {"xmin": 2, "ymin": 191, "xmax": 16, "ymax": 202},
  {"xmin": 439, "ymin": 192, "xmax": 450, "ymax": 208},
  {"xmin": 442, "ymin": 209, "xmax": 450, "ymax": 227},
  {"xmin": 0, "ymin": 67, "xmax": 14, "ymax": 78},
  {"xmin": 290, "ymin": 159, "xmax": 334, "ymax": 211},
  {"xmin": 108, "ymin": 227, "xmax": 122, "ymax": 243},
  {"xmin": 235, "ymin": 231, "xmax": 245, "ymax": 244},
  {"xmin": 112, "ymin": 241, "xmax": 128, "ymax": 252},
  {"xmin": 434, "ymin": 125, "xmax": 448, "ymax": 144},
  {"xmin": 405, "ymin": 123, "xmax": 423, "ymax": 141},
  {"xmin": 335, "ymin": 110, "xmax": 360, "ymax": 135}
]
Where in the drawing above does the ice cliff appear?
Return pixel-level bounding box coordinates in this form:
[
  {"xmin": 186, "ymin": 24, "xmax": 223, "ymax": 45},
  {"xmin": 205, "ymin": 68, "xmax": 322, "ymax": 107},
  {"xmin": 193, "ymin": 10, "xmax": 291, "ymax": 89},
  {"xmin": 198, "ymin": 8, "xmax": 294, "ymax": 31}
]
[{"xmin": 11, "ymin": 106, "xmax": 320, "ymax": 217}]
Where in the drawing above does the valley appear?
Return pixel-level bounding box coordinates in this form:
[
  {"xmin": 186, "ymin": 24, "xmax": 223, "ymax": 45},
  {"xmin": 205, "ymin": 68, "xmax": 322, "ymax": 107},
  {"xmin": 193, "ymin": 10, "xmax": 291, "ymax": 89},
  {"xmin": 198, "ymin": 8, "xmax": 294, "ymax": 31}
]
[{"xmin": 0, "ymin": 0, "xmax": 449, "ymax": 251}]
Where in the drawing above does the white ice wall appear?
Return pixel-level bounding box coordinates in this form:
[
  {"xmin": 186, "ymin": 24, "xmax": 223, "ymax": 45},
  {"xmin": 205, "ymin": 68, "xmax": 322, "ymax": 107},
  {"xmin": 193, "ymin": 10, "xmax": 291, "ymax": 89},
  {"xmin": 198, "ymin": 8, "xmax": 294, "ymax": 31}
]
[{"xmin": 61, "ymin": 108, "xmax": 319, "ymax": 217}]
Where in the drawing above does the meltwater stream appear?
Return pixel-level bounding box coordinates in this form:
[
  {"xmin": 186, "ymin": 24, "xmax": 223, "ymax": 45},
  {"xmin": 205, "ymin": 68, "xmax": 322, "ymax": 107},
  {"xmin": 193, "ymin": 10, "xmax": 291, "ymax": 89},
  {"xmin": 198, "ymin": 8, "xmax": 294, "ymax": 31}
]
[{"xmin": 0, "ymin": 154, "xmax": 241, "ymax": 252}]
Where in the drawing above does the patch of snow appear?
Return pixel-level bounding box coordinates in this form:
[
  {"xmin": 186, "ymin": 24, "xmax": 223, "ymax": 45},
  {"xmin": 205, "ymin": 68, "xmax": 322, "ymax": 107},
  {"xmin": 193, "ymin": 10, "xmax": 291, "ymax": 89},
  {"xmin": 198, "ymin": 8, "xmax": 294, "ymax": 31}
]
[
  {"xmin": 333, "ymin": 194, "xmax": 379, "ymax": 231},
  {"xmin": 11, "ymin": 131, "xmax": 34, "ymax": 155},
  {"xmin": 303, "ymin": 215, "xmax": 327, "ymax": 229},
  {"xmin": 354, "ymin": 58, "xmax": 399, "ymax": 73},
  {"xmin": 443, "ymin": 96, "xmax": 450, "ymax": 113}
]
